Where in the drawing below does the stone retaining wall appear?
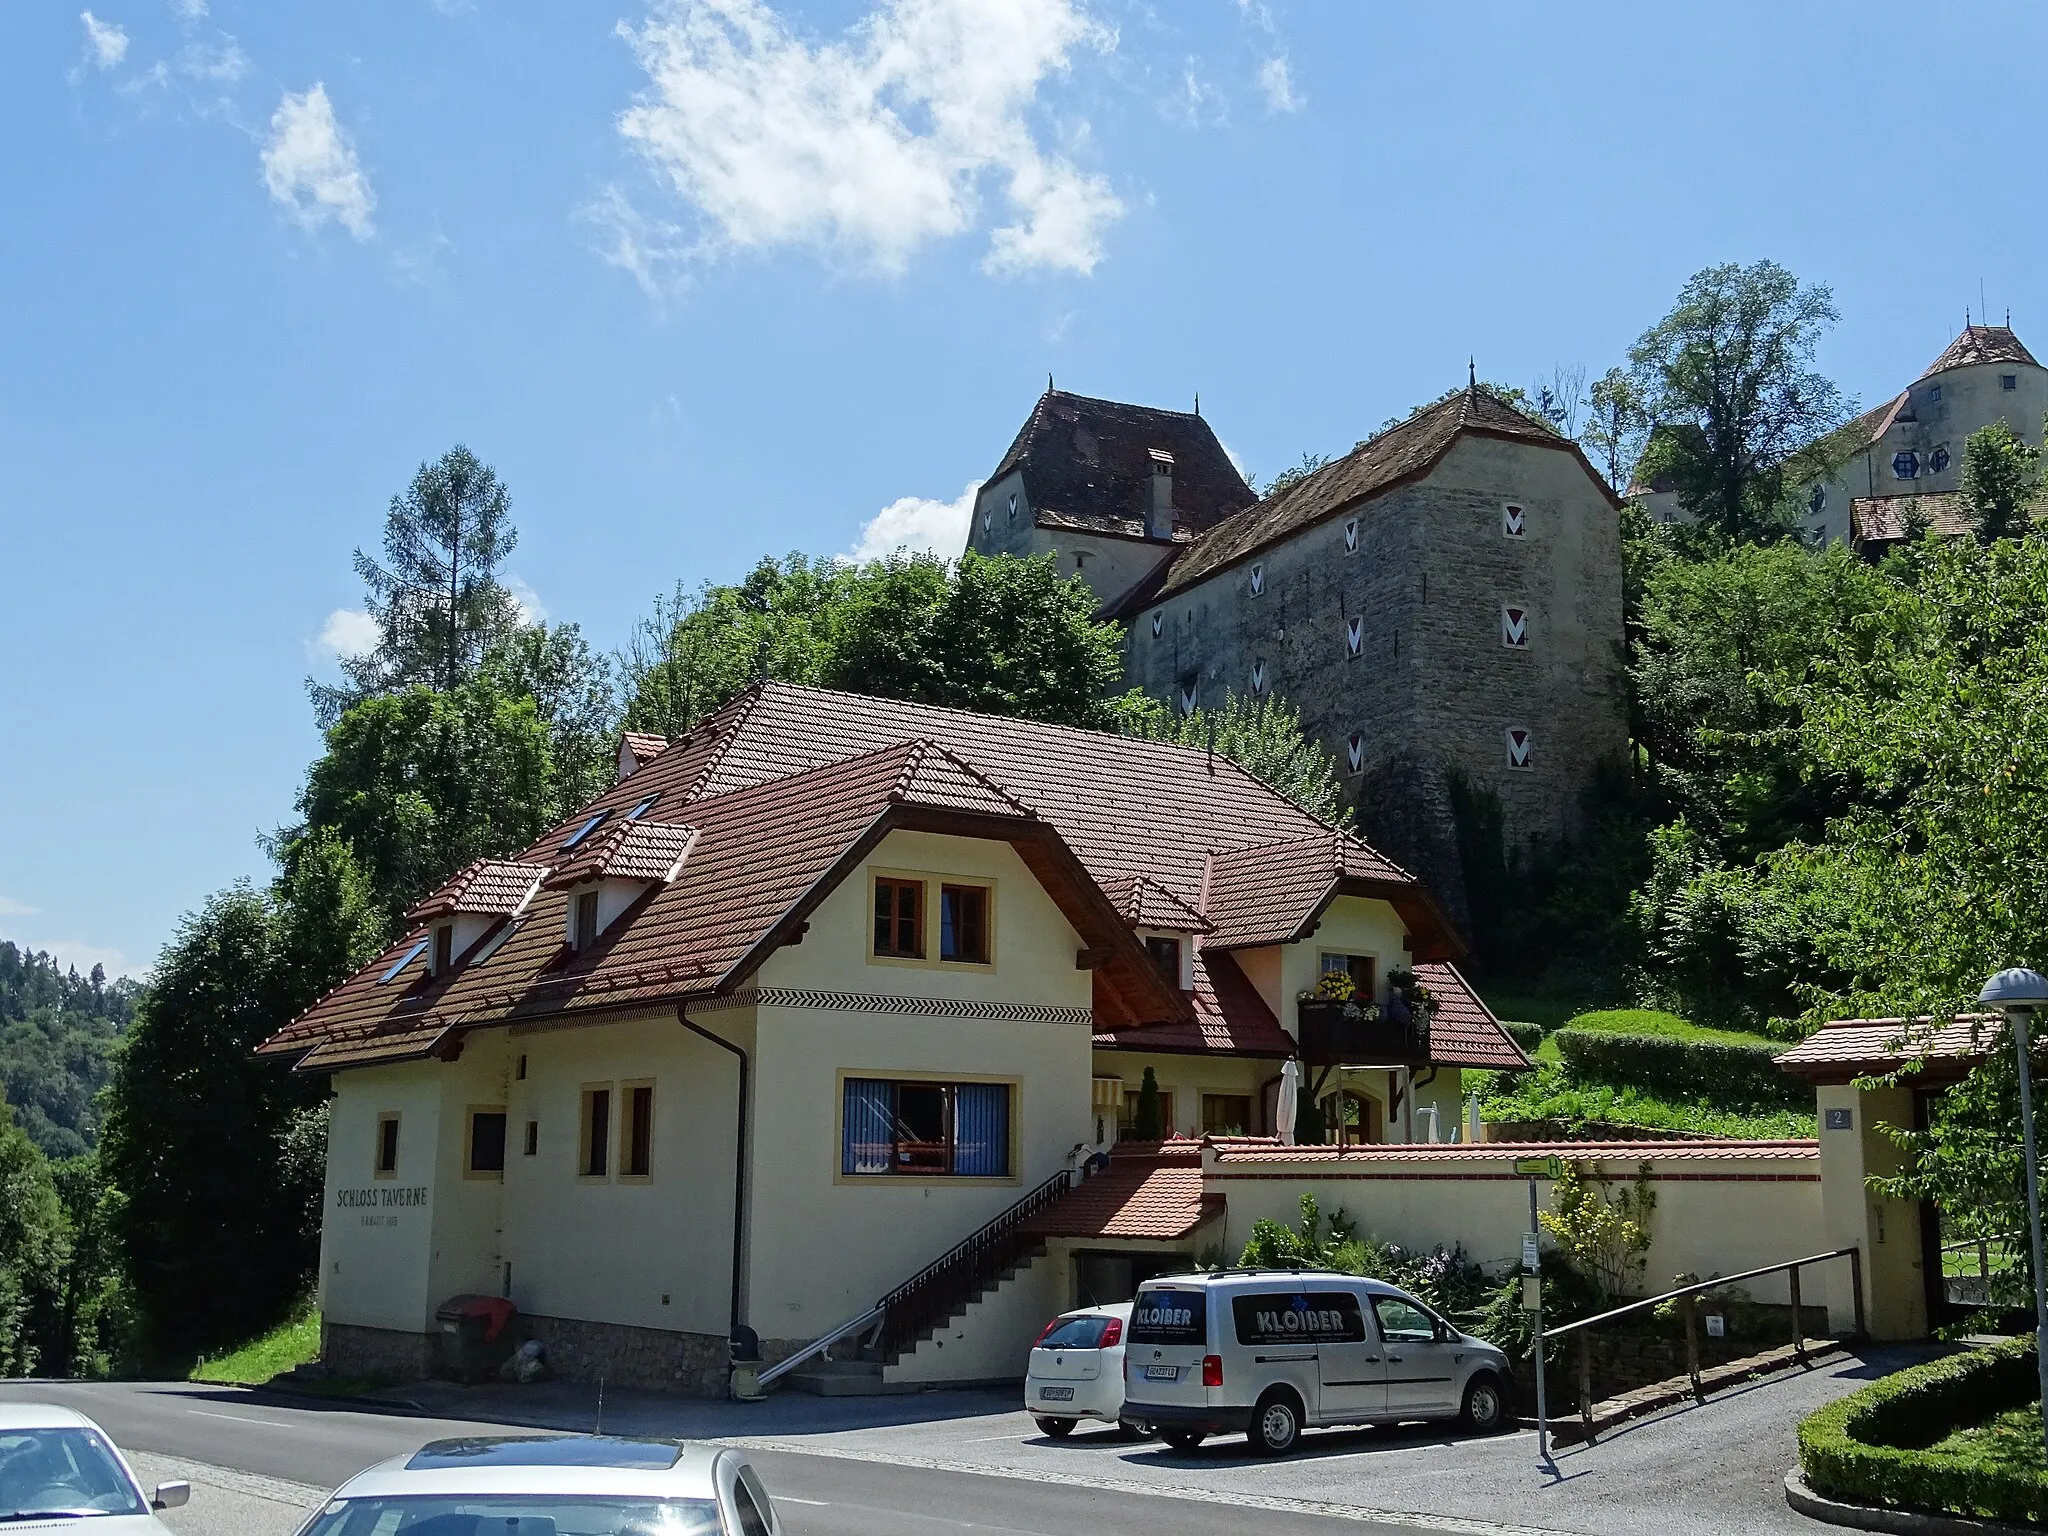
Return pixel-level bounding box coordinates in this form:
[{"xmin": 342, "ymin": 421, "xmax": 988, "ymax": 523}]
[{"xmin": 323, "ymin": 1321, "xmax": 436, "ymax": 1385}]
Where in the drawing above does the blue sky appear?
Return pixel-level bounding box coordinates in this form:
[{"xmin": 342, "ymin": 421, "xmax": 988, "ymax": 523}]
[{"xmin": 5, "ymin": 0, "xmax": 2046, "ymax": 979}]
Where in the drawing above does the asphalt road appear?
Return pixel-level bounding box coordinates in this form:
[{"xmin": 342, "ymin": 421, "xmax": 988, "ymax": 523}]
[{"xmin": 0, "ymin": 1381, "xmax": 1483, "ymax": 1536}]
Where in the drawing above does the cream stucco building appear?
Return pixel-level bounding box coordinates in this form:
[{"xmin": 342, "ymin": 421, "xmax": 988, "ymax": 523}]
[{"xmin": 264, "ymin": 683, "xmax": 1527, "ymax": 1395}]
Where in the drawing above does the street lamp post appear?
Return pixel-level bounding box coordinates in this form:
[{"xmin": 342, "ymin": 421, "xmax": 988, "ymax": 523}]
[{"xmin": 1979, "ymin": 967, "xmax": 2048, "ymax": 1462}]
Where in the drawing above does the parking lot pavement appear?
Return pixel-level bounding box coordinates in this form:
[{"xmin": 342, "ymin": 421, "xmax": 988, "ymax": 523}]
[
  {"xmin": 700, "ymin": 1347, "xmax": 1931, "ymax": 1536},
  {"xmin": 126, "ymin": 1452, "xmax": 324, "ymax": 1536}
]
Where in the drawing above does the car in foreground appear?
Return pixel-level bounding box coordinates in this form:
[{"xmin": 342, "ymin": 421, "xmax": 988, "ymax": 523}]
[
  {"xmin": 1120, "ymin": 1268, "xmax": 1512, "ymax": 1455},
  {"xmin": 1023, "ymin": 1302, "xmax": 1132, "ymax": 1437},
  {"xmin": 297, "ymin": 1435, "xmax": 781, "ymax": 1536},
  {"xmin": 0, "ymin": 1403, "xmax": 189, "ymax": 1533}
]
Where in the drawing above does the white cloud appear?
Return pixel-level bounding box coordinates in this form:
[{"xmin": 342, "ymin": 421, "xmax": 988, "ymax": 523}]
[
  {"xmin": 581, "ymin": 184, "xmax": 689, "ymax": 299},
  {"xmin": 169, "ymin": 0, "xmax": 207, "ymax": 17},
  {"xmin": 505, "ymin": 577, "xmax": 547, "ymax": 625},
  {"xmin": 81, "ymin": 11, "xmax": 130, "ymax": 69},
  {"xmin": 317, "ymin": 607, "xmax": 380, "ymax": 660},
  {"xmin": 1256, "ymin": 54, "xmax": 1300, "ymax": 113},
  {"xmin": 849, "ymin": 480, "xmax": 981, "ymax": 562},
  {"xmin": 37, "ymin": 940, "xmax": 133, "ymax": 978},
  {"xmin": 261, "ymin": 83, "xmax": 376, "ymax": 240},
  {"xmin": 180, "ymin": 39, "xmax": 247, "ymax": 81},
  {"xmin": 0, "ymin": 896, "xmax": 37, "ymax": 919},
  {"xmin": 612, "ymin": 0, "xmax": 1122, "ymax": 278}
]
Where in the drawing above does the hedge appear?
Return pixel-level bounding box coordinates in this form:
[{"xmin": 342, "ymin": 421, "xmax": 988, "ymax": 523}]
[
  {"xmin": 1551, "ymin": 1027, "xmax": 1808, "ymax": 1109},
  {"xmin": 1798, "ymin": 1338, "xmax": 2048, "ymax": 1525},
  {"xmin": 1503, "ymin": 1021, "xmax": 1545, "ymax": 1055}
]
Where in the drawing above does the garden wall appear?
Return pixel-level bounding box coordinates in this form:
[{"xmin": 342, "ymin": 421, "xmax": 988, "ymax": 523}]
[{"xmin": 1203, "ymin": 1138, "xmax": 1829, "ymax": 1307}]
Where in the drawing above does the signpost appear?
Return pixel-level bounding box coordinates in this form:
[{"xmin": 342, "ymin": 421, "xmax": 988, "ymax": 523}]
[{"xmin": 1514, "ymin": 1155, "xmax": 1561, "ymax": 1463}]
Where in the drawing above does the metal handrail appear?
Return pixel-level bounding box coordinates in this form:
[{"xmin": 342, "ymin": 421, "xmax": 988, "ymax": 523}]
[
  {"xmin": 756, "ymin": 1304, "xmax": 884, "ymax": 1389},
  {"xmin": 1538, "ymin": 1245, "xmax": 1862, "ymax": 1445}
]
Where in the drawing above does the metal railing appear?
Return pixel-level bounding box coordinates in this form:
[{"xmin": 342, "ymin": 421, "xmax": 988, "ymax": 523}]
[
  {"xmin": 1540, "ymin": 1246, "xmax": 1863, "ymax": 1443},
  {"xmin": 758, "ymin": 1165, "xmax": 1077, "ymax": 1391}
]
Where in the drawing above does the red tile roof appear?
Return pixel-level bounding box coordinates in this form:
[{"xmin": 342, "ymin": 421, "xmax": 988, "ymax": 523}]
[
  {"xmin": 620, "ymin": 731, "xmax": 671, "ymax": 767},
  {"xmin": 405, "ymin": 859, "xmax": 549, "ymax": 923},
  {"xmin": 1202, "ymin": 832, "xmax": 1417, "ymax": 950},
  {"xmin": 1414, "ymin": 963, "xmax": 1529, "ymax": 1069},
  {"xmin": 1208, "ymin": 1138, "xmax": 1819, "ymax": 1164},
  {"xmin": 1097, "ymin": 872, "xmax": 1212, "ymax": 933},
  {"xmin": 1026, "ymin": 1141, "xmax": 1219, "ymax": 1240},
  {"xmin": 1921, "ymin": 325, "xmax": 2039, "ymax": 378},
  {"xmin": 1776, "ymin": 1014, "xmax": 1997, "ymax": 1083},
  {"xmin": 542, "ymin": 820, "xmax": 698, "ymax": 889},
  {"xmin": 1145, "ymin": 387, "xmax": 1619, "ymax": 604},
  {"xmin": 1095, "ymin": 950, "xmax": 1295, "ymax": 1059},
  {"xmin": 264, "ymin": 738, "xmax": 1183, "ymax": 1070}
]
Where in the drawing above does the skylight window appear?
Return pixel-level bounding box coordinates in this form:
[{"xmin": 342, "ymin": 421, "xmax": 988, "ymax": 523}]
[
  {"xmin": 380, "ymin": 939, "xmax": 430, "ymax": 984},
  {"xmin": 472, "ymin": 916, "xmax": 526, "ymax": 966},
  {"xmin": 562, "ymin": 811, "xmax": 610, "ymax": 850},
  {"xmin": 628, "ymin": 792, "xmax": 661, "ymax": 820}
]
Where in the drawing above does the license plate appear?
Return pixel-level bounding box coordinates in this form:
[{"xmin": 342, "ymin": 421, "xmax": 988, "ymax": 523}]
[
  {"xmin": 1039, "ymin": 1386, "xmax": 1075, "ymax": 1401},
  {"xmin": 1144, "ymin": 1365, "xmax": 1179, "ymax": 1382}
]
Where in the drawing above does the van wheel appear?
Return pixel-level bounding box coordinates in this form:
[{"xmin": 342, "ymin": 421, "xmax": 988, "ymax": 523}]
[
  {"xmin": 1161, "ymin": 1429, "xmax": 1205, "ymax": 1452},
  {"xmin": 1035, "ymin": 1417, "xmax": 1075, "ymax": 1438},
  {"xmin": 1249, "ymin": 1390, "xmax": 1303, "ymax": 1456},
  {"xmin": 1461, "ymin": 1374, "xmax": 1506, "ymax": 1434}
]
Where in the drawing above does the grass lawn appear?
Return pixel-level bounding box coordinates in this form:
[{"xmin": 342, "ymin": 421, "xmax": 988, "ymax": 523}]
[
  {"xmin": 1930, "ymin": 1404, "xmax": 2048, "ymax": 1475},
  {"xmin": 190, "ymin": 1312, "xmax": 321, "ymax": 1386}
]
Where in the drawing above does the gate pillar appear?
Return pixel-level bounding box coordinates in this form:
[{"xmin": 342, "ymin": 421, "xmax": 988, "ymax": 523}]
[{"xmin": 1817, "ymin": 1082, "xmax": 1927, "ymax": 1339}]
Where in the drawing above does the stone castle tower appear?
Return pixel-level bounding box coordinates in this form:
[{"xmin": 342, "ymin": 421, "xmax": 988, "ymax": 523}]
[{"xmin": 965, "ymin": 384, "xmax": 1629, "ymax": 931}]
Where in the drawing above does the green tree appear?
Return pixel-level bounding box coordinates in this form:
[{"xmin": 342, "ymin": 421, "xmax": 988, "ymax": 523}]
[
  {"xmin": 314, "ymin": 445, "xmax": 523, "ymax": 723},
  {"xmin": 0, "ymin": 943, "xmax": 139, "ymax": 1159},
  {"xmin": 1629, "ymin": 261, "xmax": 1850, "ymax": 543},
  {"xmin": 621, "ymin": 551, "xmax": 1133, "ymax": 735},
  {"xmin": 99, "ymin": 887, "xmax": 327, "ymax": 1364},
  {"xmin": 289, "ymin": 682, "xmax": 556, "ymax": 927},
  {"xmin": 1132, "ymin": 1067, "xmax": 1164, "ymax": 1140},
  {"xmin": 478, "ymin": 623, "xmax": 618, "ymax": 816},
  {"xmin": 0, "ymin": 1111, "xmax": 65, "ymax": 1375},
  {"xmin": 1122, "ymin": 691, "xmax": 1350, "ymax": 826},
  {"xmin": 1957, "ymin": 419, "xmax": 2040, "ymax": 544},
  {"xmin": 1583, "ymin": 366, "xmax": 1649, "ymax": 493}
]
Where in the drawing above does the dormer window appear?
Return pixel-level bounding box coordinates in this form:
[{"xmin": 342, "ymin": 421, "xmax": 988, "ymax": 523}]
[
  {"xmin": 431, "ymin": 923, "xmax": 454, "ymax": 975},
  {"xmin": 562, "ymin": 811, "xmax": 610, "ymax": 851},
  {"xmin": 380, "ymin": 938, "xmax": 429, "ymax": 985},
  {"xmin": 627, "ymin": 792, "xmax": 660, "ymax": 820},
  {"xmin": 1145, "ymin": 935, "xmax": 1181, "ymax": 987},
  {"xmin": 571, "ymin": 889, "xmax": 600, "ymax": 950}
]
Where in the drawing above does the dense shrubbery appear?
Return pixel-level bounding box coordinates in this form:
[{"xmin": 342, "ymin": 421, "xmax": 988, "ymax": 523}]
[
  {"xmin": 1799, "ymin": 1339, "xmax": 2048, "ymax": 1523},
  {"xmin": 1238, "ymin": 1194, "xmax": 1495, "ymax": 1320},
  {"xmin": 1551, "ymin": 1029, "xmax": 1808, "ymax": 1110}
]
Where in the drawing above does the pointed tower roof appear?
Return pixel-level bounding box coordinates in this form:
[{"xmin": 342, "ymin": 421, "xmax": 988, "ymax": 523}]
[{"xmin": 1921, "ymin": 325, "xmax": 2039, "ymax": 378}]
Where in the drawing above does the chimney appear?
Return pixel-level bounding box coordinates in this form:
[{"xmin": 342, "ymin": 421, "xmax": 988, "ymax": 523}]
[{"xmin": 1147, "ymin": 448, "xmax": 1176, "ymax": 539}]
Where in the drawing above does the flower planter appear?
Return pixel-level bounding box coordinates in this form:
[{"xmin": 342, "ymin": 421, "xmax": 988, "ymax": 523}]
[{"xmin": 1296, "ymin": 999, "xmax": 1431, "ymax": 1066}]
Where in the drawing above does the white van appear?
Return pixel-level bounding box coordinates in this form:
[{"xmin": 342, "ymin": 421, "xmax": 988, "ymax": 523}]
[{"xmin": 1119, "ymin": 1269, "xmax": 1512, "ymax": 1455}]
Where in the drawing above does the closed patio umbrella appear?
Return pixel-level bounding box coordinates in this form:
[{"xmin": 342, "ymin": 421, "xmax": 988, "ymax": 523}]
[{"xmin": 1277, "ymin": 1058, "xmax": 1300, "ymax": 1145}]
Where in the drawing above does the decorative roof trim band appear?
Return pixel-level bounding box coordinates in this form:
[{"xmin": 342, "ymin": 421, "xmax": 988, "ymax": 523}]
[{"xmin": 690, "ymin": 986, "xmax": 1092, "ymax": 1026}]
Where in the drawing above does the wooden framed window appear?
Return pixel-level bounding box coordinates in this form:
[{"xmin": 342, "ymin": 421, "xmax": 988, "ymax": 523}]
[
  {"xmin": 374, "ymin": 1112, "xmax": 401, "ymax": 1177},
  {"xmin": 523, "ymin": 1120, "xmax": 539, "ymax": 1157},
  {"xmin": 621, "ymin": 1081, "xmax": 654, "ymax": 1180},
  {"xmin": 938, "ymin": 883, "xmax": 990, "ymax": 964},
  {"xmin": 841, "ymin": 1078, "xmax": 1012, "ymax": 1178},
  {"xmin": 1120, "ymin": 1090, "xmax": 1175, "ymax": 1139},
  {"xmin": 466, "ymin": 1107, "xmax": 507, "ymax": 1178},
  {"xmin": 579, "ymin": 1085, "xmax": 612, "ymax": 1178},
  {"xmin": 1320, "ymin": 951, "xmax": 1375, "ymax": 999},
  {"xmin": 432, "ymin": 924, "xmax": 455, "ymax": 975},
  {"xmin": 572, "ymin": 889, "xmax": 600, "ymax": 950},
  {"xmin": 1145, "ymin": 935, "xmax": 1182, "ymax": 988},
  {"xmin": 872, "ymin": 877, "xmax": 925, "ymax": 959},
  {"xmin": 1202, "ymin": 1094, "xmax": 1252, "ymax": 1136}
]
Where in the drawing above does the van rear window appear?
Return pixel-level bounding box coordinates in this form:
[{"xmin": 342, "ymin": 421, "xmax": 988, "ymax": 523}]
[
  {"xmin": 1129, "ymin": 1288, "xmax": 1207, "ymax": 1345},
  {"xmin": 1232, "ymin": 1290, "xmax": 1368, "ymax": 1345}
]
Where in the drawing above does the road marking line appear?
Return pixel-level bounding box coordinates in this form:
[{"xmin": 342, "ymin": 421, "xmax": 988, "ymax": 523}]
[
  {"xmin": 186, "ymin": 1411, "xmax": 300, "ymax": 1430},
  {"xmin": 721, "ymin": 1438, "xmax": 1577, "ymax": 1535}
]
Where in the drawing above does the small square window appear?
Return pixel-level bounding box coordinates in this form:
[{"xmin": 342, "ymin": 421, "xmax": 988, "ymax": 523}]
[
  {"xmin": 579, "ymin": 1086, "xmax": 612, "ymax": 1178},
  {"xmin": 1929, "ymin": 384, "xmax": 1942, "ymax": 403},
  {"xmin": 466, "ymin": 1108, "xmax": 507, "ymax": 1177},
  {"xmin": 874, "ymin": 877, "xmax": 925, "ymax": 958},
  {"xmin": 1321, "ymin": 951, "xmax": 1375, "ymax": 998},
  {"xmin": 938, "ymin": 884, "xmax": 989, "ymax": 964},
  {"xmin": 432, "ymin": 924, "xmax": 454, "ymax": 975},
  {"xmin": 621, "ymin": 1082, "xmax": 654, "ymax": 1179},
  {"xmin": 1202, "ymin": 1093, "xmax": 1252, "ymax": 1136},
  {"xmin": 375, "ymin": 1112, "xmax": 401, "ymax": 1177},
  {"xmin": 1145, "ymin": 935, "xmax": 1182, "ymax": 988},
  {"xmin": 2004, "ymin": 374, "xmax": 2019, "ymax": 391}
]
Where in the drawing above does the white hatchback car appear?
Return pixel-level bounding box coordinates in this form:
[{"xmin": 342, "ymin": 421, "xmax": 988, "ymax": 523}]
[
  {"xmin": 1023, "ymin": 1302, "xmax": 1132, "ymax": 1437},
  {"xmin": 0, "ymin": 1403, "xmax": 189, "ymax": 1533},
  {"xmin": 300, "ymin": 1436, "xmax": 781, "ymax": 1536}
]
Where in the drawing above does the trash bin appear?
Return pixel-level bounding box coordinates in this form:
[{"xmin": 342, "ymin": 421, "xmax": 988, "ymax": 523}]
[
  {"xmin": 729, "ymin": 1324, "xmax": 764, "ymax": 1402},
  {"xmin": 435, "ymin": 1295, "xmax": 519, "ymax": 1382}
]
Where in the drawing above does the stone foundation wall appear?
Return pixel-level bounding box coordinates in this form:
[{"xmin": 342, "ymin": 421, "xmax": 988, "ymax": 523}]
[
  {"xmin": 520, "ymin": 1314, "xmax": 732, "ymax": 1398},
  {"xmin": 324, "ymin": 1321, "xmax": 436, "ymax": 1386}
]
